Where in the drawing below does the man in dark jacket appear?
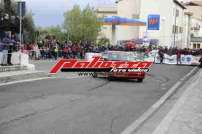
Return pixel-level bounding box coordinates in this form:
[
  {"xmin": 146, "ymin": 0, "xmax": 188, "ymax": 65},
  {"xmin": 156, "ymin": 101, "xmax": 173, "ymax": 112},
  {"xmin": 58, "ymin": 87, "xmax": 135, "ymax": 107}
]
[
  {"xmin": 0, "ymin": 42, "xmax": 5, "ymax": 52},
  {"xmin": 176, "ymin": 49, "xmax": 181, "ymax": 65},
  {"xmin": 158, "ymin": 49, "xmax": 164, "ymax": 64},
  {"xmin": 3, "ymin": 34, "xmax": 13, "ymax": 65}
]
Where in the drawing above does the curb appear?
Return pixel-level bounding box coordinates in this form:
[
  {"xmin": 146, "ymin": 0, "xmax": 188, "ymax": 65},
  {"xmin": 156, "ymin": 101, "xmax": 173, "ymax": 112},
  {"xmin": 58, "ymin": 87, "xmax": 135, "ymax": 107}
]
[
  {"xmin": 121, "ymin": 67, "xmax": 199, "ymax": 134},
  {"xmin": 0, "ymin": 65, "xmax": 27, "ymax": 73},
  {"xmin": 0, "ymin": 71, "xmax": 52, "ymax": 85},
  {"xmin": 0, "ymin": 77, "xmax": 55, "ymax": 87},
  {"xmin": 152, "ymin": 69, "xmax": 201, "ymax": 134}
]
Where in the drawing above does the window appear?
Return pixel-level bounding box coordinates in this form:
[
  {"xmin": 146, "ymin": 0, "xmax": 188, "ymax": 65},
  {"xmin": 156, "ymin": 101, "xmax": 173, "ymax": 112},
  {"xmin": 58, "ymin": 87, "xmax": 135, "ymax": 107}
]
[
  {"xmin": 173, "ymin": 25, "xmax": 182, "ymax": 33},
  {"xmin": 172, "ymin": 25, "xmax": 175, "ymax": 33},
  {"xmin": 197, "ymin": 44, "xmax": 200, "ymax": 49},
  {"xmin": 176, "ymin": 26, "xmax": 178, "ymax": 33},
  {"xmin": 179, "ymin": 27, "xmax": 183, "ymax": 33},
  {"xmin": 172, "ymin": 25, "xmax": 177, "ymax": 33},
  {"xmin": 176, "ymin": 9, "xmax": 179, "ymax": 17},
  {"xmin": 193, "ymin": 44, "xmax": 197, "ymax": 49}
]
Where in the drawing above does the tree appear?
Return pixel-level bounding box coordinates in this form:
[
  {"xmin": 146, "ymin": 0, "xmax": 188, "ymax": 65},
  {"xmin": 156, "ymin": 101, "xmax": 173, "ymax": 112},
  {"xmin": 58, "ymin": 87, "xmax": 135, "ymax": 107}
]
[
  {"xmin": 64, "ymin": 5, "xmax": 82, "ymax": 42},
  {"xmin": 82, "ymin": 5, "xmax": 101, "ymax": 42},
  {"xmin": 36, "ymin": 26, "xmax": 66, "ymax": 43},
  {"xmin": 23, "ymin": 12, "xmax": 36, "ymax": 43},
  {"xmin": 97, "ymin": 37, "xmax": 110, "ymax": 46},
  {"xmin": 46, "ymin": 25, "xmax": 66, "ymax": 42},
  {"xmin": 0, "ymin": 0, "xmax": 36, "ymax": 43},
  {"xmin": 63, "ymin": 5, "xmax": 101, "ymax": 42}
]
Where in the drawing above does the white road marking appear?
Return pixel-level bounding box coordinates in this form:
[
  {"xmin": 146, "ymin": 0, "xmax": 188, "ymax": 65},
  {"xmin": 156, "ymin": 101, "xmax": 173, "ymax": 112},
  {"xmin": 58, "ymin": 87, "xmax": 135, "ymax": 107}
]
[
  {"xmin": 0, "ymin": 77, "xmax": 56, "ymax": 87},
  {"xmin": 0, "ymin": 75, "xmax": 85, "ymax": 87}
]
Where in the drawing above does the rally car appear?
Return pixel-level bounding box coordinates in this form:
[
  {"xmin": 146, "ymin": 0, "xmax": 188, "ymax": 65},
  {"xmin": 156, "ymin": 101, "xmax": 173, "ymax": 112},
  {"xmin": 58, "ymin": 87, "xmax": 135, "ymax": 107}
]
[{"xmin": 93, "ymin": 51, "xmax": 147, "ymax": 82}]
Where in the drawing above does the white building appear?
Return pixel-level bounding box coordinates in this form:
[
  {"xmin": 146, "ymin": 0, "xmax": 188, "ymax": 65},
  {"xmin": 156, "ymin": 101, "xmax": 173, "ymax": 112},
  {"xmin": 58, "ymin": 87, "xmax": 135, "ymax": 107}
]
[
  {"xmin": 96, "ymin": 6, "xmax": 117, "ymax": 44},
  {"xmin": 138, "ymin": 0, "xmax": 186, "ymax": 48},
  {"xmin": 184, "ymin": 0, "xmax": 202, "ymax": 49},
  {"xmin": 116, "ymin": 0, "xmax": 141, "ymax": 42},
  {"xmin": 97, "ymin": 0, "xmax": 190, "ymax": 48},
  {"xmin": 117, "ymin": 0, "xmax": 188, "ymax": 47}
]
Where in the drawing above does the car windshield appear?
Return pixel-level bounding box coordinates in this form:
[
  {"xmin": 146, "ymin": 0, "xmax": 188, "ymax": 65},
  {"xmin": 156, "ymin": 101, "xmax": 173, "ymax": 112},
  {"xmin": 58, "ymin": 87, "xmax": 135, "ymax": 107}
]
[{"xmin": 103, "ymin": 52, "xmax": 137, "ymax": 61}]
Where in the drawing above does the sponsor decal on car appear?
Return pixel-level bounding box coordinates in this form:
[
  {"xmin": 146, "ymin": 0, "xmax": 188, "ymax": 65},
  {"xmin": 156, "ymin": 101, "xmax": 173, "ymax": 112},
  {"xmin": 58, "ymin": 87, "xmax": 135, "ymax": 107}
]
[{"xmin": 50, "ymin": 56, "xmax": 153, "ymax": 74}]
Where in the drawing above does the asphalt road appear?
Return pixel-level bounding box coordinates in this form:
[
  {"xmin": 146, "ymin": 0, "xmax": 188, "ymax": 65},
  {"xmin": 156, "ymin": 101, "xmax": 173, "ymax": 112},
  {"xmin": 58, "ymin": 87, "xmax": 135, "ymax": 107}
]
[{"xmin": 0, "ymin": 61, "xmax": 194, "ymax": 134}]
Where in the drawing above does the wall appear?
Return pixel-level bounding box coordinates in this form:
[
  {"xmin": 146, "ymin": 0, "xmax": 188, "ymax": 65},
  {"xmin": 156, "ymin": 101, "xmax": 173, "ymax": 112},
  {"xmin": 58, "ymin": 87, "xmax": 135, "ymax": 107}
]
[
  {"xmin": 96, "ymin": 6, "xmax": 117, "ymax": 44},
  {"xmin": 116, "ymin": 0, "xmax": 141, "ymax": 42},
  {"xmin": 97, "ymin": 0, "xmax": 187, "ymax": 48},
  {"xmin": 191, "ymin": 18, "xmax": 202, "ymax": 37},
  {"xmin": 139, "ymin": 0, "xmax": 185, "ymax": 48}
]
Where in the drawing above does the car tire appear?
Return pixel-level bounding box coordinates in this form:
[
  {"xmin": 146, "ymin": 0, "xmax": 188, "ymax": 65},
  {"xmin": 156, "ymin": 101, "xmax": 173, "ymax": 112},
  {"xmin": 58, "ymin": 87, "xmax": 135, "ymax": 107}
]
[
  {"xmin": 93, "ymin": 73, "xmax": 98, "ymax": 78},
  {"xmin": 108, "ymin": 76, "xmax": 114, "ymax": 81},
  {"xmin": 137, "ymin": 78, "xmax": 143, "ymax": 82}
]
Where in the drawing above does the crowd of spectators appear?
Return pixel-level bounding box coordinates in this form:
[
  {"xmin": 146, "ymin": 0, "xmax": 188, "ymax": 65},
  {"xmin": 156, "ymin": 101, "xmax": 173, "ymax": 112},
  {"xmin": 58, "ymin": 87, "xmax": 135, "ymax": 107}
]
[
  {"xmin": 0, "ymin": 33, "xmax": 19, "ymax": 65},
  {"xmin": 158, "ymin": 47, "xmax": 202, "ymax": 56},
  {"xmin": 1, "ymin": 34, "xmax": 202, "ymax": 62},
  {"xmin": 25, "ymin": 38, "xmax": 202, "ymax": 60}
]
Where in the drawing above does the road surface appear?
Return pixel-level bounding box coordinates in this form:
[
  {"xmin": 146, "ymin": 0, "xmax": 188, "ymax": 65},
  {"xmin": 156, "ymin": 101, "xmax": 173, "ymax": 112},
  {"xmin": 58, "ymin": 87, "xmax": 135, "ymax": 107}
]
[{"xmin": 0, "ymin": 61, "xmax": 194, "ymax": 134}]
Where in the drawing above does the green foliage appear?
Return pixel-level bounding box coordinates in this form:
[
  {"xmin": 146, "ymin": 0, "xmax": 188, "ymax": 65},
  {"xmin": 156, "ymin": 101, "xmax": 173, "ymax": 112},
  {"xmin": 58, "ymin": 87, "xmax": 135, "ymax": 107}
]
[
  {"xmin": 46, "ymin": 26, "xmax": 66, "ymax": 41},
  {"xmin": 23, "ymin": 12, "xmax": 36, "ymax": 43},
  {"xmin": 63, "ymin": 5, "xmax": 101, "ymax": 42},
  {"xmin": 0, "ymin": 0, "xmax": 36, "ymax": 43},
  {"xmin": 97, "ymin": 37, "xmax": 110, "ymax": 46},
  {"xmin": 36, "ymin": 25, "xmax": 67, "ymax": 43}
]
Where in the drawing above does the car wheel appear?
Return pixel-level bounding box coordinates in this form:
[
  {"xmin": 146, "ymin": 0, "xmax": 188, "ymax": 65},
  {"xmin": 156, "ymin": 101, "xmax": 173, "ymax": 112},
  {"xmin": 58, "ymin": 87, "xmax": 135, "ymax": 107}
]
[
  {"xmin": 137, "ymin": 78, "xmax": 143, "ymax": 82},
  {"xmin": 108, "ymin": 76, "xmax": 114, "ymax": 81},
  {"xmin": 92, "ymin": 73, "xmax": 98, "ymax": 78}
]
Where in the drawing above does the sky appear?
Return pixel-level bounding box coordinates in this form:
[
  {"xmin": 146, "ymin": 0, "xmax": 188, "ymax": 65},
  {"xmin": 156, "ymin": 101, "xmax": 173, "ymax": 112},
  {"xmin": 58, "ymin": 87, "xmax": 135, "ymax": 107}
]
[{"xmin": 24, "ymin": 0, "xmax": 115, "ymax": 27}]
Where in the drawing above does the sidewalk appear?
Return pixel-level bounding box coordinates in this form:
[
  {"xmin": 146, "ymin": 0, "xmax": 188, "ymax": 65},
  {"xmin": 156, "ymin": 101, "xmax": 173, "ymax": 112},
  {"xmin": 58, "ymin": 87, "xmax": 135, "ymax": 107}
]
[{"xmin": 152, "ymin": 69, "xmax": 202, "ymax": 134}]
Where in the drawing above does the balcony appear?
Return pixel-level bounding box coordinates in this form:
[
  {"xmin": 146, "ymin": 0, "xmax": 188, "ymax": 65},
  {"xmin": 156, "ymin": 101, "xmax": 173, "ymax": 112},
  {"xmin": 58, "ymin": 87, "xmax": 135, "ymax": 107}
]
[{"xmin": 191, "ymin": 37, "xmax": 202, "ymax": 42}]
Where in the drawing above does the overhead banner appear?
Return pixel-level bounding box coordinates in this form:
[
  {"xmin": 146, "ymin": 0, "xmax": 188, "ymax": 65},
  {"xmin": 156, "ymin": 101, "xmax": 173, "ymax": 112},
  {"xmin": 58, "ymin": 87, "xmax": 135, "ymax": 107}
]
[{"xmin": 148, "ymin": 15, "xmax": 160, "ymax": 30}]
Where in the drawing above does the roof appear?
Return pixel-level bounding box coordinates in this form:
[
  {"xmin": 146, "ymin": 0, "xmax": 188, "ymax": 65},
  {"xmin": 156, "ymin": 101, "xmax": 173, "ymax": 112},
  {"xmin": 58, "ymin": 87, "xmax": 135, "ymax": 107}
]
[
  {"xmin": 185, "ymin": 1, "xmax": 202, "ymax": 6},
  {"xmin": 173, "ymin": 0, "xmax": 186, "ymax": 9},
  {"xmin": 185, "ymin": 1, "xmax": 200, "ymax": 6}
]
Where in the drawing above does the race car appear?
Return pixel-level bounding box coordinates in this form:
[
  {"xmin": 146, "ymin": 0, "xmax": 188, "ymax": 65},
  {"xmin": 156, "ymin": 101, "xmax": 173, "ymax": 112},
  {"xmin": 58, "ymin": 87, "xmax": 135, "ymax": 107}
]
[{"xmin": 93, "ymin": 51, "xmax": 147, "ymax": 82}]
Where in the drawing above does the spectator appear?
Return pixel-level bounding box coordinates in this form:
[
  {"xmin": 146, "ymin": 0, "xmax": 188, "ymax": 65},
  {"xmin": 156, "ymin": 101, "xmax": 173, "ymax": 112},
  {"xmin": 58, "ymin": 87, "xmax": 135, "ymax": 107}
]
[
  {"xmin": 176, "ymin": 49, "xmax": 181, "ymax": 65},
  {"xmin": 158, "ymin": 49, "xmax": 164, "ymax": 64}
]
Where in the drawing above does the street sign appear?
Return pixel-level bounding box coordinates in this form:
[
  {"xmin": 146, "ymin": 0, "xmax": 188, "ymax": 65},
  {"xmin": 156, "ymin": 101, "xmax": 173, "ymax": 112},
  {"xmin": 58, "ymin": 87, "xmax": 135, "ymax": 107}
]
[
  {"xmin": 148, "ymin": 15, "xmax": 160, "ymax": 30},
  {"xmin": 17, "ymin": 1, "xmax": 26, "ymax": 17}
]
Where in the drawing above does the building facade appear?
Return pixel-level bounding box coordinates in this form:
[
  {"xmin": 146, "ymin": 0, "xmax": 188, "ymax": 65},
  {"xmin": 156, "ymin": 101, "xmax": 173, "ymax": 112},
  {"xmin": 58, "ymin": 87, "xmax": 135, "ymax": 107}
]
[
  {"xmin": 97, "ymin": 0, "xmax": 189, "ymax": 48},
  {"xmin": 184, "ymin": 0, "xmax": 202, "ymax": 49},
  {"xmin": 116, "ymin": 0, "xmax": 141, "ymax": 42},
  {"xmin": 139, "ymin": 0, "xmax": 186, "ymax": 48},
  {"xmin": 96, "ymin": 6, "xmax": 117, "ymax": 44}
]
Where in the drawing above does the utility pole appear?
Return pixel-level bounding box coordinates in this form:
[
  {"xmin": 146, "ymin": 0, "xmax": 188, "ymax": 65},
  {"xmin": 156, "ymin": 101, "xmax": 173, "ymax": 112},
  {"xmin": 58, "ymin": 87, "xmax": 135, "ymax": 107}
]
[
  {"xmin": 17, "ymin": 1, "xmax": 26, "ymax": 47},
  {"xmin": 19, "ymin": 1, "xmax": 22, "ymax": 47}
]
